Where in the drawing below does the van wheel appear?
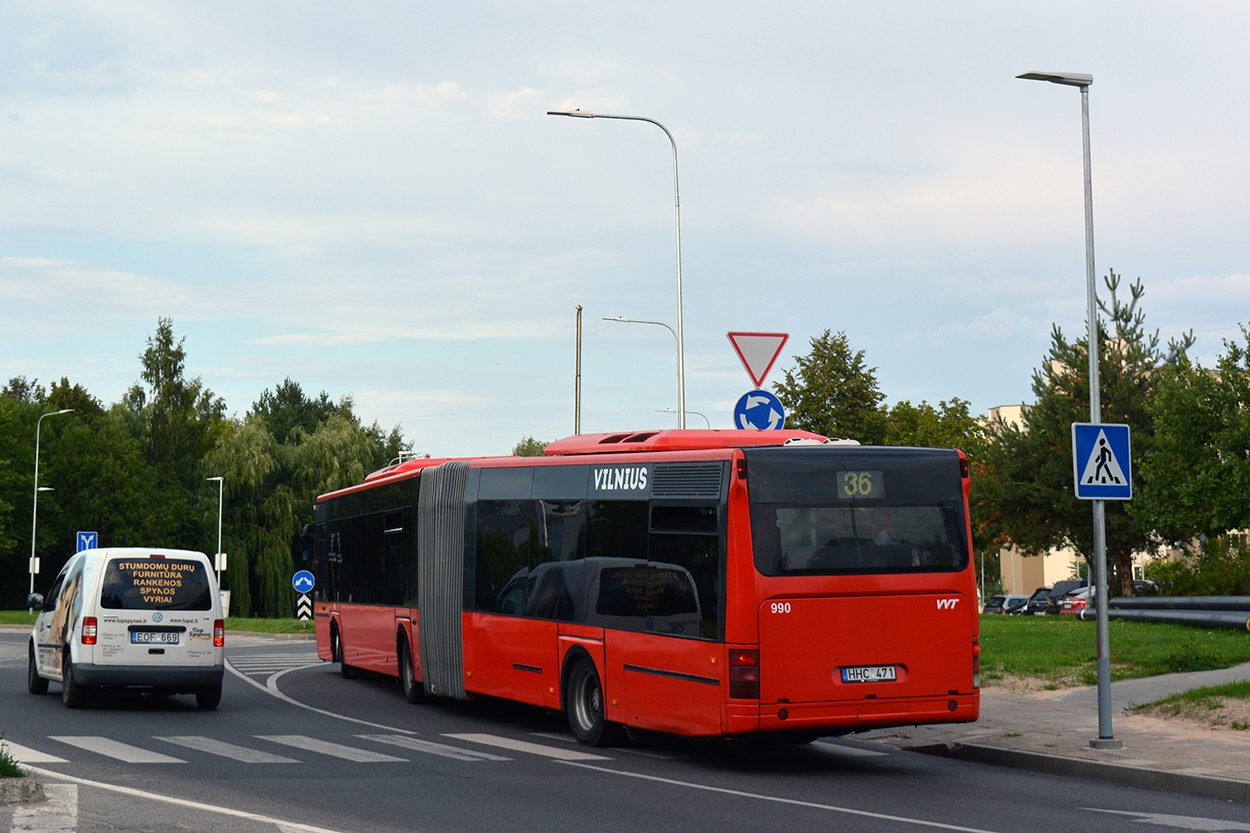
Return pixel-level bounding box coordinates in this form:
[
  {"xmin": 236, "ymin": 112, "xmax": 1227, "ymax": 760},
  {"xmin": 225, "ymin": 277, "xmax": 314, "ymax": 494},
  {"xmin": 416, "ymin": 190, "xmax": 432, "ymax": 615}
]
[
  {"xmin": 28, "ymin": 642, "xmax": 48, "ymax": 695},
  {"xmin": 196, "ymin": 683, "xmax": 222, "ymax": 711},
  {"xmin": 565, "ymin": 657, "xmax": 622, "ymax": 747},
  {"xmin": 62, "ymin": 654, "xmax": 87, "ymax": 709},
  {"xmin": 398, "ymin": 639, "xmax": 424, "ymax": 704}
]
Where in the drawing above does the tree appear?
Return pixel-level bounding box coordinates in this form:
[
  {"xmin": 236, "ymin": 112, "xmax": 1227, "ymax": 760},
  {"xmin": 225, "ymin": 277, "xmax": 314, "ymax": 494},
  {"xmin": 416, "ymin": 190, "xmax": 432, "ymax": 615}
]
[
  {"xmin": 2, "ymin": 376, "xmax": 46, "ymax": 403},
  {"xmin": 979, "ymin": 271, "xmax": 1193, "ymax": 596},
  {"xmin": 123, "ymin": 318, "xmax": 226, "ymax": 484},
  {"xmin": 46, "ymin": 377, "xmax": 105, "ymax": 423},
  {"xmin": 512, "ymin": 436, "xmax": 549, "ymax": 457},
  {"xmin": 251, "ymin": 379, "xmax": 338, "ymax": 446},
  {"xmin": 1141, "ymin": 326, "xmax": 1250, "ymax": 541},
  {"xmin": 773, "ymin": 330, "xmax": 888, "ymax": 444}
]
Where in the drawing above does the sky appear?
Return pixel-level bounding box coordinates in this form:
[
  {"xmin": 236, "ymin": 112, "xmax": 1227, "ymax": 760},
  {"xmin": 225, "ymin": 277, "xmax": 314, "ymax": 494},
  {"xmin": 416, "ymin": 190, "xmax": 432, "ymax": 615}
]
[{"xmin": 3, "ymin": 2, "xmax": 1249, "ymax": 458}]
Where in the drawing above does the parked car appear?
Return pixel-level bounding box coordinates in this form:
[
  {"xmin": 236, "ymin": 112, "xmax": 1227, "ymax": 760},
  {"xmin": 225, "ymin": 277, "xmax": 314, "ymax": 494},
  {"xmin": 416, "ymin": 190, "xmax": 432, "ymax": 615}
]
[
  {"xmin": 1028, "ymin": 579, "xmax": 1089, "ymax": 615},
  {"xmin": 1059, "ymin": 585, "xmax": 1095, "ymax": 615},
  {"xmin": 1024, "ymin": 586, "xmax": 1053, "ymax": 615},
  {"xmin": 983, "ymin": 594, "xmax": 1030, "ymax": 615}
]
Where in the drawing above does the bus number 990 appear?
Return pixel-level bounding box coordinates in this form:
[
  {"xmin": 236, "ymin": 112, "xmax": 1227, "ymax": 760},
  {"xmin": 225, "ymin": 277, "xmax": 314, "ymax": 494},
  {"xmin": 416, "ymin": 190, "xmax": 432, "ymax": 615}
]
[{"xmin": 770, "ymin": 602, "xmax": 791, "ymax": 614}]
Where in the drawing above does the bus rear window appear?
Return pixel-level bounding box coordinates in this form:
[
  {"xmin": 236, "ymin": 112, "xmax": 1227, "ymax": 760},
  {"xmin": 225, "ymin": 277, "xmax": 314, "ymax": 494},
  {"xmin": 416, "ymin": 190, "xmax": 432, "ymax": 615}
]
[
  {"xmin": 99, "ymin": 559, "xmax": 213, "ymax": 611},
  {"xmin": 750, "ymin": 504, "xmax": 968, "ymax": 575}
]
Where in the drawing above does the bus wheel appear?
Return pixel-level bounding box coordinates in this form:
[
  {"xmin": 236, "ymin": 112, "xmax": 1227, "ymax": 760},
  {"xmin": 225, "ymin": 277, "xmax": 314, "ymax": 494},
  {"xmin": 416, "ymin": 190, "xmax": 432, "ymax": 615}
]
[
  {"xmin": 28, "ymin": 642, "xmax": 48, "ymax": 695},
  {"xmin": 333, "ymin": 626, "xmax": 356, "ymax": 678},
  {"xmin": 196, "ymin": 682, "xmax": 222, "ymax": 711},
  {"xmin": 566, "ymin": 658, "xmax": 620, "ymax": 746},
  {"xmin": 398, "ymin": 639, "xmax": 424, "ymax": 704},
  {"xmin": 62, "ymin": 654, "xmax": 87, "ymax": 709}
]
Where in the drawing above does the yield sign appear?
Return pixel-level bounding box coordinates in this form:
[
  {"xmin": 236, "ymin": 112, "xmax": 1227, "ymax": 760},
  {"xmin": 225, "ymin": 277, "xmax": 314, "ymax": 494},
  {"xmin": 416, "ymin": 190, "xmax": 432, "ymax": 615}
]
[{"xmin": 727, "ymin": 332, "xmax": 789, "ymax": 387}]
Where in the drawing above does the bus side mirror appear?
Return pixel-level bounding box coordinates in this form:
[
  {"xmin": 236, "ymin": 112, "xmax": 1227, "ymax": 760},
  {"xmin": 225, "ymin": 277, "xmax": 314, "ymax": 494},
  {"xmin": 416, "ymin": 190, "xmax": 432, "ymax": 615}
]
[
  {"xmin": 26, "ymin": 593, "xmax": 44, "ymax": 610},
  {"xmin": 299, "ymin": 524, "xmax": 317, "ymax": 563}
]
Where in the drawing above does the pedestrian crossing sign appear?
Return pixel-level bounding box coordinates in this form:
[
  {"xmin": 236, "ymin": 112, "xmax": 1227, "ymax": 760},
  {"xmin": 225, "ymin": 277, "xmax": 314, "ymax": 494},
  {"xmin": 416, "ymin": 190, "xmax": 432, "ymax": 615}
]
[{"xmin": 1072, "ymin": 423, "xmax": 1132, "ymax": 500}]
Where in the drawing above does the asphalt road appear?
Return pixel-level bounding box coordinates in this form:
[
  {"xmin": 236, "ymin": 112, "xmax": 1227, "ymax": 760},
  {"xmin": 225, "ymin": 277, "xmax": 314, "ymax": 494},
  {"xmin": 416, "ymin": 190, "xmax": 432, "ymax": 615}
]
[{"xmin": 2, "ymin": 630, "xmax": 1248, "ymax": 833}]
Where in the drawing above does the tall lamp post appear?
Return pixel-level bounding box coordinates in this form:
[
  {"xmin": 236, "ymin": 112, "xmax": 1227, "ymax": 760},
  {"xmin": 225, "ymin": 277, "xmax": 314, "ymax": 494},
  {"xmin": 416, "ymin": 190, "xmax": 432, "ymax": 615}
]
[
  {"xmin": 549, "ymin": 109, "xmax": 686, "ymax": 428},
  {"xmin": 29, "ymin": 408, "xmax": 73, "ymax": 606},
  {"xmin": 206, "ymin": 476, "xmax": 224, "ymax": 588},
  {"xmin": 1018, "ymin": 70, "xmax": 1119, "ymax": 750},
  {"xmin": 604, "ymin": 316, "xmax": 680, "ymax": 427}
]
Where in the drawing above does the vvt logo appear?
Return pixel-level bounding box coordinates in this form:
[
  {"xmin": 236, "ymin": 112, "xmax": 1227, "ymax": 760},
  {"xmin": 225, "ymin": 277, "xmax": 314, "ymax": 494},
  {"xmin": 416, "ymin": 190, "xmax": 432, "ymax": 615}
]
[{"xmin": 936, "ymin": 598, "xmax": 960, "ymax": 610}]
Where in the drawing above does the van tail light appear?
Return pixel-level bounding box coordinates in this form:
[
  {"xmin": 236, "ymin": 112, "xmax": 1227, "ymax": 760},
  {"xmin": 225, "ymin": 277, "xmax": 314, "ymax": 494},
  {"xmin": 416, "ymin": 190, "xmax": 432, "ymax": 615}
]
[
  {"xmin": 213, "ymin": 620, "xmax": 225, "ymax": 648},
  {"xmin": 972, "ymin": 638, "xmax": 980, "ymax": 689},
  {"xmin": 82, "ymin": 617, "xmax": 97, "ymax": 645},
  {"xmin": 729, "ymin": 649, "xmax": 760, "ymax": 700}
]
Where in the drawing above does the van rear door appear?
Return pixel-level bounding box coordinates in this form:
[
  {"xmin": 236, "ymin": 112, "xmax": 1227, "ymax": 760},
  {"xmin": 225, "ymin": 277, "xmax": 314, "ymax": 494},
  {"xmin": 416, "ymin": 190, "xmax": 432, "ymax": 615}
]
[{"xmin": 93, "ymin": 555, "xmax": 219, "ymax": 668}]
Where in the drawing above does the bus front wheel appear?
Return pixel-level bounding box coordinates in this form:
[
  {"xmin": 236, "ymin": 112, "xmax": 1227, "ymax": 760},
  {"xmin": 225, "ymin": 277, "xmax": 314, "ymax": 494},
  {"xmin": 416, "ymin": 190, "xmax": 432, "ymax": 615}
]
[
  {"xmin": 565, "ymin": 658, "xmax": 621, "ymax": 747},
  {"xmin": 398, "ymin": 638, "xmax": 424, "ymax": 704}
]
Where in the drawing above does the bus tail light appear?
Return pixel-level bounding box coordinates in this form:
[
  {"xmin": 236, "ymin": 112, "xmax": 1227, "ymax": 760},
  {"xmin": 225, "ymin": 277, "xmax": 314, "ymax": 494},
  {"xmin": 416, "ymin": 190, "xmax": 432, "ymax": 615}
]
[
  {"xmin": 729, "ymin": 649, "xmax": 759, "ymax": 699},
  {"xmin": 214, "ymin": 620, "xmax": 225, "ymax": 647},
  {"xmin": 82, "ymin": 617, "xmax": 97, "ymax": 645},
  {"xmin": 972, "ymin": 638, "xmax": 980, "ymax": 689}
]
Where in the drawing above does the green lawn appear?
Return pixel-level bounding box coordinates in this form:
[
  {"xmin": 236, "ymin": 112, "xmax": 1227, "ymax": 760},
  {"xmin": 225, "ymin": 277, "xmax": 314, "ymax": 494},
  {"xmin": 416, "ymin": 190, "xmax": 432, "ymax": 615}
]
[
  {"xmin": 1, "ymin": 610, "xmax": 313, "ymax": 635},
  {"xmin": 980, "ymin": 613, "xmax": 1250, "ymax": 688}
]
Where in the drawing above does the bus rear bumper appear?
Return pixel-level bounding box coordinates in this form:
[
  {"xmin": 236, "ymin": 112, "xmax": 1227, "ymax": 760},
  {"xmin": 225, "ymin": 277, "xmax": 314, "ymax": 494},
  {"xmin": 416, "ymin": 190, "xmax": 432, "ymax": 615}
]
[{"xmin": 735, "ymin": 693, "xmax": 979, "ymax": 735}]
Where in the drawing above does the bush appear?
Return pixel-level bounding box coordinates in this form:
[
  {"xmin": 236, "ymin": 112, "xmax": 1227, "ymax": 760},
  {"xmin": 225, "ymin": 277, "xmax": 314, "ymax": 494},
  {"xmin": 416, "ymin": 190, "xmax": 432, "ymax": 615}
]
[{"xmin": 1146, "ymin": 534, "xmax": 1250, "ymax": 596}]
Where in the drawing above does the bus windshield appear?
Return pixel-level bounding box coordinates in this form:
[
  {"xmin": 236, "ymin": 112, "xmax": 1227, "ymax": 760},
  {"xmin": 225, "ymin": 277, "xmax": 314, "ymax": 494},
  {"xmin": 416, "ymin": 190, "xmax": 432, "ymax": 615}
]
[{"xmin": 744, "ymin": 446, "xmax": 969, "ymax": 576}]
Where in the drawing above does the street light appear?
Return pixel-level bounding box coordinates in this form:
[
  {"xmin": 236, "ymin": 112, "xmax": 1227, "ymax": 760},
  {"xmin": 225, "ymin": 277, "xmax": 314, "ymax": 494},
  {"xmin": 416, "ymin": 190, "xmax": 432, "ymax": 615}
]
[
  {"xmin": 549, "ymin": 108, "xmax": 687, "ymax": 428},
  {"xmin": 29, "ymin": 408, "xmax": 73, "ymax": 607},
  {"xmin": 1017, "ymin": 70, "xmax": 1119, "ymax": 750},
  {"xmin": 206, "ymin": 476, "xmax": 223, "ymax": 587},
  {"xmin": 604, "ymin": 316, "xmax": 680, "ymax": 427},
  {"xmin": 657, "ymin": 408, "xmax": 709, "ymax": 429}
]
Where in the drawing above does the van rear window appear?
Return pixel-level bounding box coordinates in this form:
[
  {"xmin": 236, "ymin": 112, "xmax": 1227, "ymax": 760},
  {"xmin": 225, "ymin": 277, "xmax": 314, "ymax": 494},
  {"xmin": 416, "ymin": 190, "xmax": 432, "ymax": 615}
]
[{"xmin": 99, "ymin": 559, "xmax": 212, "ymax": 611}]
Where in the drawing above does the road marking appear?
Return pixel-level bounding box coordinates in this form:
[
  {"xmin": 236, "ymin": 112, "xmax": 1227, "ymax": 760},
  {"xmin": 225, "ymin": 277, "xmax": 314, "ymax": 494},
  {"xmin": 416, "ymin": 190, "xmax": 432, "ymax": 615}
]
[
  {"xmin": 49, "ymin": 736, "xmax": 184, "ymax": 764},
  {"xmin": 443, "ymin": 733, "xmax": 610, "ymax": 761},
  {"xmin": 257, "ymin": 735, "xmax": 406, "ymax": 763},
  {"xmin": 155, "ymin": 736, "xmax": 300, "ymax": 763},
  {"xmin": 557, "ymin": 761, "xmax": 1004, "ymax": 833},
  {"xmin": 9, "ymin": 783, "xmax": 76, "ymax": 833},
  {"xmin": 1084, "ymin": 809, "xmax": 1250, "ymax": 831},
  {"xmin": 357, "ymin": 734, "xmax": 513, "ymax": 762},
  {"xmin": 26, "ymin": 765, "xmax": 348, "ymax": 833},
  {"xmin": 0, "ymin": 741, "xmax": 67, "ymax": 764},
  {"xmin": 226, "ymin": 653, "xmax": 320, "ymax": 676}
]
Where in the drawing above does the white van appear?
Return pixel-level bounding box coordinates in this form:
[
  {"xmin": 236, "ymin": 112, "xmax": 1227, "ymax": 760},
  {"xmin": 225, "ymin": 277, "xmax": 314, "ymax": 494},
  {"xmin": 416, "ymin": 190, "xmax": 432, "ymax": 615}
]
[{"xmin": 26, "ymin": 547, "xmax": 225, "ymax": 710}]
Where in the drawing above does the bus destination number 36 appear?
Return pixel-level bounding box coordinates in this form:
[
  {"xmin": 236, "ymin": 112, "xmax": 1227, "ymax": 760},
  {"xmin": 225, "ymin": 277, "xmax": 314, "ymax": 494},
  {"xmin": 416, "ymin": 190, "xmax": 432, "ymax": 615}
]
[{"xmin": 841, "ymin": 470, "xmax": 884, "ymax": 499}]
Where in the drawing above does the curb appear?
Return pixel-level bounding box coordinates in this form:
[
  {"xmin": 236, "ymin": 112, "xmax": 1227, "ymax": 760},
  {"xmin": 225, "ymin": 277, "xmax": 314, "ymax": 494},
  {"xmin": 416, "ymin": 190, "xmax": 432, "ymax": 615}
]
[
  {"xmin": 0, "ymin": 776, "xmax": 45, "ymax": 806},
  {"xmin": 909, "ymin": 742, "xmax": 1250, "ymax": 803}
]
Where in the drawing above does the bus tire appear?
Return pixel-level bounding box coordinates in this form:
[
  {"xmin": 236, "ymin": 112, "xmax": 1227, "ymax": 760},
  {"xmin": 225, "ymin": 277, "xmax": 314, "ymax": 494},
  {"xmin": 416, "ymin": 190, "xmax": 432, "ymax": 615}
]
[
  {"xmin": 196, "ymin": 682, "xmax": 222, "ymax": 711},
  {"xmin": 332, "ymin": 625, "xmax": 356, "ymax": 678},
  {"xmin": 28, "ymin": 642, "xmax": 48, "ymax": 695},
  {"xmin": 62, "ymin": 653, "xmax": 87, "ymax": 709},
  {"xmin": 565, "ymin": 657, "xmax": 621, "ymax": 747},
  {"xmin": 398, "ymin": 638, "xmax": 424, "ymax": 704}
]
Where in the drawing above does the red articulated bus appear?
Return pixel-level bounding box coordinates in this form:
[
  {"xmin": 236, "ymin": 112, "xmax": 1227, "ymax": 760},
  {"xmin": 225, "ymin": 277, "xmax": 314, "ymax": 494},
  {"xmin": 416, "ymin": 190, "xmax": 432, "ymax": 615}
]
[{"xmin": 309, "ymin": 429, "xmax": 980, "ymax": 746}]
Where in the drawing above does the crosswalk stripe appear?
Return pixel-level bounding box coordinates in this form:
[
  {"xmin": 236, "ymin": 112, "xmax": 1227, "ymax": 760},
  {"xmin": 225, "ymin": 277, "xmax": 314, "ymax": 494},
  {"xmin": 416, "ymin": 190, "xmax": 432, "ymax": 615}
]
[
  {"xmin": 50, "ymin": 736, "xmax": 184, "ymax": 764},
  {"xmin": 0, "ymin": 740, "xmax": 68, "ymax": 764},
  {"xmin": 155, "ymin": 736, "xmax": 301, "ymax": 763},
  {"xmin": 257, "ymin": 735, "xmax": 406, "ymax": 763},
  {"xmin": 357, "ymin": 734, "xmax": 512, "ymax": 762},
  {"xmin": 442, "ymin": 733, "xmax": 610, "ymax": 761}
]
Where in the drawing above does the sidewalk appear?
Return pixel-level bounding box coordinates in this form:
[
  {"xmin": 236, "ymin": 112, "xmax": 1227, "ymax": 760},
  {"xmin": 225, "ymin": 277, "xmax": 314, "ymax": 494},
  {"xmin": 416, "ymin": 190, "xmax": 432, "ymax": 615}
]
[{"xmin": 860, "ymin": 661, "xmax": 1250, "ymax": 802}]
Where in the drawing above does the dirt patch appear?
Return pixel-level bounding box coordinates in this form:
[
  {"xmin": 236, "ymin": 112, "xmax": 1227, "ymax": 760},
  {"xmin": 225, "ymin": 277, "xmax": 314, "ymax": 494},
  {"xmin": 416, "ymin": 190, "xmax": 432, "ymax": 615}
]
[
  {"xmin": 983, "ymin": 674, "xmax": 1085, "ymax": 696},
  {"xmin": 1132, "ymin": 696, "xmax": 1250, "ymax": 732}
]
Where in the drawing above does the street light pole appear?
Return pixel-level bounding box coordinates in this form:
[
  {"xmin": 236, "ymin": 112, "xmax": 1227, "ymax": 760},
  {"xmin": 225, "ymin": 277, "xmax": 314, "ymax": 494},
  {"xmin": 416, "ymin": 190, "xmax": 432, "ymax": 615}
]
[
  {"xmin": 206, "ymin": 476, "xmax": 223, "ymax": 587},
  {"xmin": 604, "ymin": 315, "xmax": 680, "ymax": 427},
  {"xmin": 30, "ymin": 408, "xmax": 73, "ymax": 607},
  {"xmin": 549, "ymin": 109, "xmax": 686, "ymax": 428},
  {"xmin": 1018, "ymin": 70, "xmax": 1119, "ymax": 750}
]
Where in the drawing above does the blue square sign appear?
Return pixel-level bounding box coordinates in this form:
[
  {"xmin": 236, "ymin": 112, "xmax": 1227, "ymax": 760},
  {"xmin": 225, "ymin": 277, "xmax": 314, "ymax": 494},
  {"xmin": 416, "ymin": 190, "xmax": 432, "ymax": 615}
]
[{"xmin": 1072, "ymin": 423, "xmax": 1132, "ymax": 500}]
